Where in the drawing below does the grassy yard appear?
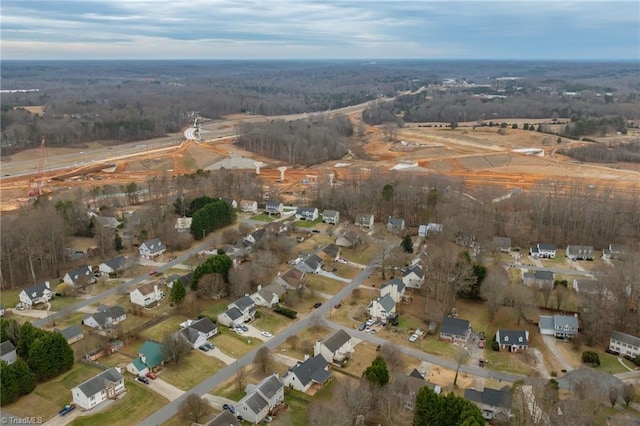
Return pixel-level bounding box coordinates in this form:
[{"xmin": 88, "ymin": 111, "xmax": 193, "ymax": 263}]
[
  {"xmin": 201, "ymin": 299, "xmax": 231, "ymax": 318},
  {"xmin": 254, "ymin": 310, "xmax": 294, "ymax": 334},
  {"xmin": 306, "ymin": 274, "xmax": 346, "ymax": 295},
  {"xmin": 2, "ymin": 290, "xmax": 20, "ymax": 308},
  {"xmin": 277, "ymin": 327, "xmax": 331, "ymax": 361},
  {"xmin": 159, "ymin": 351, "xmax": 226, "ymax": 390},
  {"xmin": 284, "ymin": 380, "xmax": 335, "ymax": 426},
  {"xmin": 99, "ymin": 352, "xmax": 134, "ymax": 369},
  {"xmin": 71, "ymin": 378, "xmax": 168, "ymax": 426},
  {"xmin": 3, "ymin": 363, "xmax": 102, "ymax": 421},
  {"xmin": 251, "ymin": 214, "xmax": 274, "ymax": 222},
  {"xmin": 330, "ymin": 262, "xmax": 360, "ymax": 279},
  {"xmin": 293, "ymin": 218, "xmax": 322, "ymax": 228},
  {"xmin": 340, "ymin": 243, "xmax": 382, "ymax": 265},
  {"xmin": 141, "ymin": 315, "xmax": 189, "ymax": 341},
  {"xmin": 484, "ymin": 350, "xmax": 536, "ymax": 376},
  {"xmin": 49, "ymin": 295, "xmax": 85, "ymax": 311},
  {"xmin": 213, "ymin": 331, "xmax": 260, "ymax": 358}
]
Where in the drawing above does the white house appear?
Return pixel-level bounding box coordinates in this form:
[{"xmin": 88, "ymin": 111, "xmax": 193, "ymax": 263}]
[
  {"xmin": 387, "ymin": 217, "xmax": 405, "ymax": 232},
  {"xmin": 322, "ymin": 210, "xmax": 340, "ymax": 225},
  {"xmin": 402, "ymin": 265, "xmax": 425, "ymax": 289},
  {"xmin": 217, "ymin": 296, "xmax": 256, "ymax": 327},
  {"xmin": 130, "ymin": 284, "xmax": 164, "ymax": 308},
  {"xmin": 72, "ymin": 367, "xmax": 126, "ymax": 411},
  {"xmin": 355, "ymin": 213, "xmax": 374, "ymax": 229},
  {"xmin": 82, "ymin": 305, "xmax": 127, "ymax": 330},
  {"xmin": 566, "ymin": 245, "xmax": 594, "ymax": 261},
  {"xmin": 63, "ymin": 265, "xmax": 96, "ymax": 288},
  {"xmin": 439, "ymin": 317, "xmax": 471, "ymax": 346},
  {"xmin": 175, "ymin": 317, "xmax": 218, "ymax": 349},
  {"xmin": 220, "ymin": 197, "xmax": 238, "ymax": 209},
  {"xmin": 244, "ymin": 228, "xmax": 266, "ymax": 246},
  {"xmin": 538, "ymin": 315, "xmax": 578, "ymax": 339},
  {"xmin": 174, "ymin": 217, "xmax": 192, "ymax": 233},
  {"xmin": 273, "ymin": 268, "xmax": 306, "ymax": 291},
  {"xmin": 294, "ymin": 254, "xmax": 323, "ymax": 274},
  {"xmin": 609, "ymin": 331, "xmax": 640, "ymax": 359},
  {"xmin": 251, "ymin": 282, "xmax": 285, "ymax": 308},
  {"xmin": 496, "ymin": 329, "xmax": 529, "ymax": 352},
  {"xmin": 0, "ymin": 341, "xmax": 17, "ymax": 365},
  {"xmin": 99, "ymin": 255, "xmax": 129, "ymax": 277},
  {"xmin": 423, "ymin": 223, "xmax": 443, "ymax": 236},
  {"xmin": 19, "ymin": 281, "xmax": 52, "ymax": 308},
  {"xmin": 138, "ymin": 238, "xmax": 166, "ymax": 260},
  {"xmin": 126, "ymin": 341, "xmax": 164, "ymax": 377},
  {"xmin": 265, "ymin": 201, "xmax": 284, "ymax": 215},
  {"xmin": 367, "ymin": 294, "xmax": 397, "ymax": 321},
  {"xmin": 314, "ymin": 329, "xmax": 354, "ymax": 366},
  {"xmin": 283, "ymin": 354, "xmax": 332, "ymax": 393},
  {"xmin": 529, "ymin": 243, "xmax": 556, "ymax": 259},
  {"xmin": 295, "ymin": 206, "xmax": 319, "ymax": 221},
  {"xmin": 240, "ymin": 200, "xmax": 258, "ymax": 214},
  {"xmin": 236, "ymin": 374, "xmax": 284, "ymax": 424},
  {"xmin": 380, "ymin": 278, "xmax": 406, "ymax": 303}
]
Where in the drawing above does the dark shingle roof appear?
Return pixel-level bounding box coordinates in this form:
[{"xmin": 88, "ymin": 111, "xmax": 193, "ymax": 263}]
[
  {"xmin": 440, "ymin": 317, "xmax": 470, "ymax": 337},
  {"xmin": 21, "ymin": 282, "xmax": 51, "ymax": 301},
  {"xmin": 322, "ymin": 210, "xmax": 339, "ymax": 218},
  {"xmin": 177, "ymin": 327, "xmax": 200, "ymax": 345},
  {"xmin": 189, "ymin": 317, "xmax": 217, "ymax": 334},
  {"xmin": 303, "ymin": 254, "xmax": 323, "ymax": 269},
  {"xmin": 322, "ymin": 243, "xmax": 340, "ymax": 258},
  {"xmin": 57, "ymin": 324, "xmax": 83, "ymax": 341},
  {"xmin": 404, "ymin": 265, "xmax": 424, "ymax": 279},
  {"xmin": 243, "ymin": 392, "xmax": 268, "ymax": 414},
  {"xmin": 0, "ymin": 340, "xmax": 16, "ymax": 356},
  {"xmin": 534, "ymin": 270, "xmax": 554, "ymax": 281},
  {"xmin": 257, "ymin": 375, "xmax": 283, "ymax": 400},
  {"xmin": 611, "ymin": 331, "xmax": 640, "ymax": 348},
  {"xmin": 65, "ymin": 265, "xmax": 93, "ymax": 285},
  {"xmin": 566, "ymin": 245, "xmax": 594, "ymax": 257},
  {"xmin": 76, "ymin": 368, "xmax": 123, "ymax": 398},
  {"xmin": 537, "ymin": 243, "xmax": 556, "ymax": 251},
  {"xmin": 378, "ymin": 294, "xmax": 396, "ymax": 312},
  {"xmin": 323, "ymin": 329, "xmax": 351, "ymax": 353},
  {"xmin": 383, "ymin": 277, "xmax": 405, "ymax": 293},
  {"xmin": 206, "ymin": 410, "xmax": 240, "ymax": 426},
  {"xmin": 464, "ymin": 386, "xmax": 512, "ymax": 409},
  {"xmin": 497, "ymin": 329, "xmax": 528, "ymax": 346},
  {"xmin": 225, "ymin": 307, "xmax": 244, "ymax": 321},
  {"xmin": 288, "ymin": 355, "xmax": 330, "ymax": 386},
  {"xmin": 103, "ymin": 255, "xmax": 128, "ymax": 270},
  {"xmin": 492, "ymin": 236, "xmax": 511, "ymax": 249},
  {"xmin": 234, "ymin": 296, "xmax": 255, "ymax": 312}
]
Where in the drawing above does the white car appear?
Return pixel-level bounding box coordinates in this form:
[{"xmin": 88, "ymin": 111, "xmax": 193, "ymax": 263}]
[
  {"xmin": 15, "ymin": 303, "xmax": 26, "ymax": 311},
  {"xmin": 365, "ymin": 319, "xmax": 376, "ymax": 327},
  {"xmin": 336, "ymin": 258, "xmax": 348, "ymax": 264},
  {"xmin": 234, "ymin": 327, "xmax": 245, "ymax": 334},
  {"xmin": 261, "ymin": 331, "xmax": 273, "ymax": 338},
  {"xmin": 409, "ymin": 334, "xmax": 419, "ymax": 342}
]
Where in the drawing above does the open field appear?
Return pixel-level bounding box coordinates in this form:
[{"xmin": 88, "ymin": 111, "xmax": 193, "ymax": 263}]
[
  {"xmin": 159, "ymin": 351, "xmax": 226, "ymax": 390},
  {"xmin": 140, "ymin": 315, "xmax": 189, "ymax": 341}
]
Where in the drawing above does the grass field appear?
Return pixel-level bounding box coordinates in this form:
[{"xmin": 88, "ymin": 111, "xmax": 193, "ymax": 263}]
[
  {"xmin": 254, "ymin": 310, "xmax": 294, "ymax": 334},
  {"xmin": 284, "ymin": 380, "xmax": 334, "ymax": 426},
  {"xmin": 141, "ymin": 315, "xmax": 189, "ymax": 341},
  {"xmin": 71, "ymin": 379, "xmax": 168, "ymax": 426},
  {"xmin": 251, "ymin": 214, "xmax": 274, "ymax": 222},
  {"xmin": 213, "ymin": 331, "xmax": 260, "ymax": 358},
  {"xmin": 340, "ymin": 243, "xmax": 382, "ymax": 265},
  {"xmin": 293, "ymin": 218, "xmax": 322, "ymax": 228},
  {"xmin": 2, "ymin": 290, "xmax": 20, "ymax": 308},
  {"xmin": 159, "ymin": 351, "xmax": 226, "ymax": 390},
  {"xmin": 306, "ymin": 274, "xmax": 345, "ymax": 295},
  {"xmin": 201, "ymin": 299, "xmax": 232, "ymax": 318},
  {"xmin": 3, "ymin": 363, "xmax": 102, "ymax": 421}
]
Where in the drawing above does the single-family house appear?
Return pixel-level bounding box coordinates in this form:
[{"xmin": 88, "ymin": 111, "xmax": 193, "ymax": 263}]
[
  {"xmin": 251, "ymin": 282, "xmax": 286, "ymax": 308},
  {"xmin": 492, "ymin": 236, "xmax": 512, "ymax": 252},
  {"xmin": 322, "ymin": 210, "xmax": 340, "ymax": 225},
  {"xmin": 603, "ymin": 244, "xmax": 625, "ymax": 260},
  {"xmin": 392, "ymin": 374, "xmax": 441, "ymax": 411},
  {"xmin": 63, "ymin": 265, "xmax": 96, "ymax": 288},
  {"xmin": 175, "ymin": 318, "xmax": 218, "ymax": 349},
  {"xmin": 56, "ymin": 324, "xmax": 84, "ymax": 344},
  {"xmin": 202, "ymin": 410, "xmax": 240, "ymax": 426},
  {"xmin": 439, "ymin": 317, "xmax": 471, "ymax": 346},
  {"xmin": 367, "ymin": 294, "xmax": 397, "ymax": 321},
  {"xmin": 244, "ymin": 228, "xmax": 266, "ymax": 246},
  {"xmin": 355, "ymin": 213, "xmax": 374, "ymax": 229},
  {"xmin": 380, "ymin": 278, "xmax": 406, "ymax": 304},
  {"xmin": 523, "ymin": 270, "xmax": 554, "ymax": 289},
  {"xmin": 314, "ymin": 329, "xmax": 354, "ymax": 366},
  {"xmin": 608, "ymin": 331, "xmax": 640, "ymax": 359},
  {"xmin": 283, "ymin": 354, "xmax": 332, "ymax": 393},
  {"xmin": 19, "ymin": 281, "xmax": 53, "ymax": 308},
  {"xmin": 217, "ymin": 296, "xmax": 256, "ymax": 327},
  {"xmin": 402, "ymin": 265, "xmax": 425, "ymax": 289},
  {"xmin": 294, "ymin": 254, "xmax": 323, "ymax": 274},
  {"xmin": 82, "ymin": 305, "xmax": 127, "ymax": 330},
  {"xmin": 265, "ymin": 201, "xmax": 284, "ymax": 216},
  {"xmin": 296, "ymin": 206, "xmax": 319, "ymax": 221},
  {"xmin": 273, "ymin": 268, "xmax": 306, "ymax": 291},
  {"xmin": 425, "ymin": 223, "xmax": 443, "ymax": 236},
  {"xmin": 566, "ymin": 245, "xmax": 594, "ymax": 261},
  {"xmin": 240, "ymin": 200, "xmax": 258, "ymax": 214},
  {"xmin": 88, "ymin": 212, "xmax": 121, "ymax": 229},
  {"xmin": 139, "ymin": 238, "xmax": 166, "ymax": 260},
  {"xmin": 538, "ymin": 315, "xmax": 579, "ymax": 339},
  {"xmin": 464, "ymin": 386, "xmax": 513, "ymax": 422},
  {"xmin": 321, "ymin": 243, "xmax": 341, "ymax": 261},
  {"xmin": 418, "ymin": 225, "xmax": 428, "ymax": 238},
  {"xmin": 387, "ymin": 217, "xmax": 405, "ymax": 232},
  {"xmin": 335, "ymin": 231, "xmax": 359, "ymax": 248},
  {"xmin": 496, "ymin": 329, "xmax": 529, "ymax": 352},
  {"xmin": 0, "ymin": 341, "xmax": 17, "ymax": 365},
  {"xmin": 130, "ymin": 284, "xmax": 164, "ymax": 308},
  {"xmin": 174, "ymin": 217, "xmax": 192, "ymax": 233},
  {"xmin": 572, "ymin": 279, "xmax": 613, "ymax": 299},
  {"xmin": 236, "ymin": 374, "xmax": 284, "ymax": 424},
  {"xmin": 99, "ymin": 255, "xmax": 129, "ymax": 277},
  {"xmin": 126, "ymin": 341, "xmax": 164, "ymax": 376},
  {"xmin": 72, "ymin": 367, "xmax": 126, "ymax": 411},
  {"xmin": 220, "ymin": 197, "xmax": 238, "ymax": 209},
  {"xmin": 529, "ymin": 243, "xmax": 556, "ymax": 259}
]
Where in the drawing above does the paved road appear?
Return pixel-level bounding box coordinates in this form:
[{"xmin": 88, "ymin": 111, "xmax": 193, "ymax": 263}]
[{"xmin": 140, "ymin": 263, "xmax": 376, "ymax": 425}]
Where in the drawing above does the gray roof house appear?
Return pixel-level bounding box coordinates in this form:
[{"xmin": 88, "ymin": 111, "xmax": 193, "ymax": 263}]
[
  {"xmin": 294, "ymin": 254, "xmax": 323, "ymax": 274},
  {"xmin": 392, "ymin": 374, "xmax": 441, "ymax": 411},
  {"xmin": 19, "ymin": 281, "xmax": 53, "ymax": 307},
  {"xmin": 63, "ymin": 265, "xmax": 96, "ymax": 288},
  {"xmin": 609, "ymin": 331, "xmax": 640, "ymax": 359},
  {"xmin": 355, "ymin": 213, "xmax": 374, "ymax": 228},
  {"xmin": 322, "ymin": 210, "xmax": 340, "ymax": 225},
  {"xmin": 492, "ymin": 237, "xmax": 512, "ymax": 252},
  {"xmin": 387, "ymin": 217, "xmax": 405, "ymax": 232},
  {"xmin": 367, "ymin": 294, "xmax": 397, "ymax": 321},
  {"xmin": 335, "ymin": 231, "xmax": 359, "ymax": 248},
  {"xmin": 464, "ymin": 386, "xmax": 513, "ymax": 422},
  {"xmin": 99, "ymin": 255, "xmax": 129, "ymax": 277},
  {"xmin": 283, "ymin": 354, "xmax": 332, "ymax": 392},
  {"xmin": 402, "ymin": 265, "xmax": 425, "ymax": 289},
  {"xmin": 523, "ymin": 270, "xmax": 554, "ymax": 289},
  {"xmin": 82, "ymin": 305, "xmax": 126, "ymax": 330},
  {"xmin": 314, "ymin": 329, "xmax": 354, "ymax": 366},
  {"xmin": 218, "ymin": 296, "xmax": 256, "ymax": 327},
  {"xmin": 139, "ymin": 238, "xmax": 166, "ymax": 260},
  {"xmin": 496, "ymin": 329, "xmax": 529, "ymax": 352},
  {"xmin": 251, "ymin": 282, "xmax": 286, "ymax": 308},
  {"xmin": 55, "ymin": 324, "xmax": 84, "ymax": 344},
  {"xmin": 538, "ymin": 314, "xmax": 578, "ymax": 339},
  {"xmin": 439, "ymin": 317, "xmax": 471, "ymax": 345},
  {"xmin": 236, "ymin": 374, "xmax": 285, "ymax": 424},
  {"xmin": 203, "ymin": 410, "xmax": 240, "ymax": 426},
  {"xmin": 0, "ymin": 341, "xmax": 17, "ymax": 365},
  {"xmin": 322, "ymin": 243, "xmax": 341, "ymax": 261},
  {"xmin": 295, "ymin": 206, "xmax": 319, "ymax": 221},
  {"xmin": 265, "ymin": 201, "xmax": 284, "ymax": 215},
  {"xmin": 72, "ymin": 367, "xmax": 126, "ymax": 410},
  {"xmin": 566, "ymin": 245, "xmax": 594, "ymax": 261}
]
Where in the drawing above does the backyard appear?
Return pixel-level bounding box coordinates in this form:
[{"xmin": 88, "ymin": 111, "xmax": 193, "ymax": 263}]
[{"xmin": 140, "ymin": 315, "xmax": 189, "ymax": 341}]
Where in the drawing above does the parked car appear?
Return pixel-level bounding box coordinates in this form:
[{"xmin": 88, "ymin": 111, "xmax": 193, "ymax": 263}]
[
  {"xmin": 203, "ymin": 342, "xmax": 215, "ymax": 350},
  {"xmin": 263, "ymin": 416, "xmax": 274, "ymax": 423},
  {"xmin": 146, "ymin": 372, "xmax": 157, "ymax": 380},
  {"xmin": 336, "ymin": 258, "xmax": 348, "ymax": 264},
  {"xmin": 313, "ymin": 302, "xmax": 322, "ymax": 308},
  {"xmin": 137, "ymin": 375, "xmax": 150, "ymax": 384},
  {"xmin": 148, "ymin": 270, "xmax": 157, "ymax": 276},
  {"xmin": 261, "ymin": 331, "xmax": 273, "ymax": 338},
  {"xmin": 199, "ymin": 345, "xmax": 210, "ymax": 352},
  {"xmin": 334, "ymin": 303, "xmax": 342, "ymax": 309},
  {"xmin": 223, "ymin": 404, "xmax": 235, "ymax": 414},
  {"xmin": 408, "ymin": 334, "xmax": 419, "ymax": 342},
  {"xmin": 15, "ymin": 303, "xmax": 25, "ymax": 311},
  {"xmin": 234, "ymin": 327, "xmax": 245, "ymax": 334},
  {"xmin": 358, "ymin": 323, "xmax": 366, "ymax": 331},
  {"xmin": 58, "ymin": 404, "xmax": 76, "ymax": 416},
  {"xmin": 365, "ymin": 318, "xmax": 375, "ymax": 327},
  {"xmin": 312, "ymin": 229, "xmax": 321, "ymax": 233}
]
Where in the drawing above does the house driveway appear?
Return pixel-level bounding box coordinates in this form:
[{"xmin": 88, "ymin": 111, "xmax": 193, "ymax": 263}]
[
  {"xmin": 148, "ymin": 377, "xmax": 184, "ymax": 401},
  {"xmin": 243, "ymin": 324, "xmax": 270, "ymax": 341},
  {"xmin": 273, "ymin": 353, "xmax": 302, "ymax": 368},
  {"xmin": 527, "ymin": 255, "xmax": 544, "ymax": 268},
  {"xmin": 203, "ymin": 394, "xmax": 237, "ymax": 410},
  {"xmin": 541, "ymin": 335, "xmax": 574, "ymax": 372},
  {"xmin": 318, "ymin": 270, "xmax": 350, "ymax": 283},
  {"xmin": 12, "ymin": 308, "xmax": 52, "ymax": 319},
  {"xmin": 42, "ymin": 394, "xmax": 120, "ymax": 426},
  {"xmin": 204, "ymin": 347, "xmax": 236, "ymax": 365}
]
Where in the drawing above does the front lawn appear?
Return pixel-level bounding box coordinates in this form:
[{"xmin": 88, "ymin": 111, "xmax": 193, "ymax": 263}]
[
  {"xmin": 293, "ymin": 218, "xmax": 322, "ymax": 228},
  {"xmin": 2, "ymin": 290, "xmax": 20, "ymax": 308},
  {"xmin": 200, "ymin": 299, "xmax": 231, "ymax": 318},
  {"xmin": 483, "ymin": 350, "xmax": 536, "ymax": 376},
  {"xmin": 306, "ymin": 274, "xmax": 345, "ymax": 295},
  {"xmin": 340, "ymin": 243, "xmax": 382, "ymax": 265},
  {"xmin": 251, "ymin": 214, "xmax": 275, "ymax": 222},
  {"xmin": 141, "ymin": 315, "xmax": 189, "ymax": 341},
  {"xmin": 71, "ymin": 378, "xmax": 168, "ymax": 426},
  {"xmin": 284, "ymin": 380, "xmax": 334, "ymax": 426},
  {"xmin": 213, "ymin": 331, "xmax": 260, "ymax": 358},
  {"xmin": 253, "ymin": 310, "xmax": 294, "ymax": 334},
  {"xmin": 159, "ymin": 351, "xmax": 226, "ymax": 390}
]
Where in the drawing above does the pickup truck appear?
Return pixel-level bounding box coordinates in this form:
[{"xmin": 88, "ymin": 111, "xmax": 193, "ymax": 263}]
[{"xmin": 58, "ymin": 403, "xmax": 76, "ymax": 416}]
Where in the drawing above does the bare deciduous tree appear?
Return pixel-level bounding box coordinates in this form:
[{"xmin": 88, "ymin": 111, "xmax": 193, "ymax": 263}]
[
  {"xmin": 286, "ymin": 335, "xmax": 299, "ymax": 350},
  {"xmin": 179, "ymin": 394, "xmax": 210, "ymax": 424},
  {"xmin": 379, "ymin": 342, "xmax": 404, "ymax": 375},
  {"xmin": 622, "ymin": 383, "xmax": 634, "ymax": 407},
  {"xmin": 197, "ymin": 273, "xmax": 227, "ymax": 299},
  {"xmin": 162, "ymin": 332, "xmax": 192, "ymax": 366},
  {"xmin": 481, "ymin": 266, "xmax": 508, "ymax": 322},
  {"xmin": 254, "ymin": 346, "xmax": 273, "ymax": 373}
]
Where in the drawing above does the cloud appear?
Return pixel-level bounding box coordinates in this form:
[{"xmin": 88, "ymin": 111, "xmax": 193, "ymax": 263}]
[{"xmin": 1, "ymin": 0, "xmax": 638, "ymax": 59}]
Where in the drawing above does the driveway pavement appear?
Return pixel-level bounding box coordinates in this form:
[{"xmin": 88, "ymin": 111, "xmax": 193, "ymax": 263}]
[
  {"xmin": 273, "ymin": 353, "xmax": 302, "ymax": 368},
  {"xmin": 541, "ymin": 335, "xmax": 574, "ymax": 372},
  {"xmin": 318, "ymin": 269, "xmax": 350, "ymax": 283},
  {"xmin": 205, "ymin": 347, "xmax": 236, "ymax": 365},
  {"xmin": 202, "ymin": 395, "xmax": 236, "ymax": 410},
  {"xmin": 147, "ymin": 378, "xmax": 184, "ymax": 401},
  {"xmin": 243, "ymin": 324, "xmax": 270, "ymax": 342}
]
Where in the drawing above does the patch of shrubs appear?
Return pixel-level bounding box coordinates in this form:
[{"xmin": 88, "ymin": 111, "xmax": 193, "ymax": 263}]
[
  {"xmin": 582, "ymin": 351, "xmax": 601, "ymax": 366},
  {"xmin": 273, "ymin": 304, "xmax": 297, "ymax": 319}
]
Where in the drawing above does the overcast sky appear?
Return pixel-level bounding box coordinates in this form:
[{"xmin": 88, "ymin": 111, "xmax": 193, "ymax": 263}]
[{"xmin": 2, "ymin": 0, "xmax": 638, "ymax": 60}]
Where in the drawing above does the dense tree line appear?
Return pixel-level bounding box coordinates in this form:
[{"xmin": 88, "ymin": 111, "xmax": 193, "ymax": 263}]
[
  {"xmin": 191, "ymin": 254, "xmax": 233, "ymax": 291},
  {"xmin": 559, "ymin": 141, "xmax": 640, "ymax": 163},
  {"xmin": 413, "ymin": 386, "xmax": 484, "ymax": 425},
  {"xmin": 235, "ymin": 115, "xmax": 352, "ymax": 165},
  {"xmin": 189, "ymin": 197, "xmax": 236, "ymax": 240}
]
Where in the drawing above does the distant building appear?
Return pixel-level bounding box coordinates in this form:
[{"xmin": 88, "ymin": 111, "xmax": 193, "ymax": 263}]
[{"xmin": 566, "ymin": 245, "xmax": 594, "ymax": 261}]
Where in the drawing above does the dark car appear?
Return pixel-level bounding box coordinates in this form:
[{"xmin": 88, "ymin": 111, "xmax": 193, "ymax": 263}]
[
  {"xmin": 334, "ymin": 303, "xmax": 342, "ymax": 309},
  {"xmin": 58, "ymin": 404, "xmax": 76, "ymax": 416},
  {"xmin": 358, "ymin": 323, "xmax": 366, "ymax": 331},
  {"xmin": 137, "ymin": 375, "xmax": 150, "ymax": 384},
  {"xmin": 313, "ymin": 302, "xmax": 322, "ymax": 308},
  {"xmin": 199, "ymin": 345, "xmax": 210, "ymax": 352},
  {"xmin": 223, "ymin": 404, "xmax": 235, "ymax": 414}
]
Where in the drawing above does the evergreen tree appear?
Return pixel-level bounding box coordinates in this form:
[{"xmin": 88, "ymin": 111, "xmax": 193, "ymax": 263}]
[
  {"xmin": 170, "ymin": 279, "xmax": 187, "ymax": 305},
  {"xmin": 17, "ymin": 322, "xmax": 45, "ymax": 359},
  {"xmin": 0, "ymin": 318, "xmax": 21, "ymax": 347},
  {"xmin": 12, "ymin": 359, "xmax": 36, "ymax": 396},
  {"xmin": 364, "ymin": 356, "xmax": 389, "ymax": 387},
  {"xmin": 28, "ymin": 332, "xmax": 74, "ymax": 381},
  {"xmin": 114, "ymin": 232, "xmax": 124, "ymax": 252},
  {"xmin": 413, "ymin": 386, "xmax": 484, "ymax": 426},
  {"xmin": 0, "ymin": 361, "xmax": 19, "ymax": 405},
  {"xmin": 401, "ymin": 234, "xmax": 414, "ymax": 253},
  {"xmin": 192, "ymin": 254, "xmax": 233, "ymax": 290}
]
